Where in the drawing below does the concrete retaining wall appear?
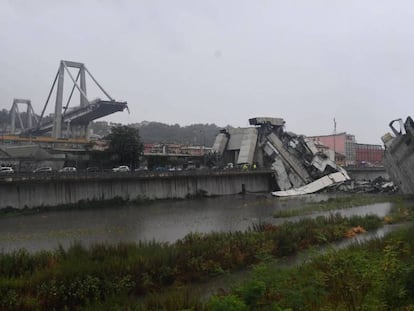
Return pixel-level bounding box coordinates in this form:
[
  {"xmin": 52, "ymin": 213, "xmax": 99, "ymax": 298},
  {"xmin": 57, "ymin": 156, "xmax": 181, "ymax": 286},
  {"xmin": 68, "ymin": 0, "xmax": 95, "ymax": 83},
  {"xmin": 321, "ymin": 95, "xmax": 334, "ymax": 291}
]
[{"xmin": 0, "ymin": 171, "xmax": 273, "ymax": 209}]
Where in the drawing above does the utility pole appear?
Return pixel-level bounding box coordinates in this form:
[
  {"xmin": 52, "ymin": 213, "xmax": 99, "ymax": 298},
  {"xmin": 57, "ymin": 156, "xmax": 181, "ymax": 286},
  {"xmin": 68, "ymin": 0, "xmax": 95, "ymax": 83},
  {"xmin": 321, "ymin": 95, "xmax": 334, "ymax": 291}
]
[{"xmin": 333, "ymin": 118, "xmax": 337, "ymax": 163}]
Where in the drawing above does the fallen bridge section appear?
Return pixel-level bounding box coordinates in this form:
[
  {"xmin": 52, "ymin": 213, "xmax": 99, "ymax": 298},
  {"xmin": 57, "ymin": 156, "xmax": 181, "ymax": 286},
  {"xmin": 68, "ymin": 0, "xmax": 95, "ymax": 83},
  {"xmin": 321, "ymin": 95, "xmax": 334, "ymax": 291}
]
[{"xmin": 212, "ymin": 116, "xmax": 351, "ymax": 196}]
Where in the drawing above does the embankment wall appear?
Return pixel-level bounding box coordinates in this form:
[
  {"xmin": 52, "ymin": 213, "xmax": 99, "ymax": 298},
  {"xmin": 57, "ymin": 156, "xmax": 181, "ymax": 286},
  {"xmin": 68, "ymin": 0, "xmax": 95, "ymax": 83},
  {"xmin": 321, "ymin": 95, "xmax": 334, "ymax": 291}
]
[{"xmin": 0, "ymin": 171, "xmax": 273, "ymax": 209}]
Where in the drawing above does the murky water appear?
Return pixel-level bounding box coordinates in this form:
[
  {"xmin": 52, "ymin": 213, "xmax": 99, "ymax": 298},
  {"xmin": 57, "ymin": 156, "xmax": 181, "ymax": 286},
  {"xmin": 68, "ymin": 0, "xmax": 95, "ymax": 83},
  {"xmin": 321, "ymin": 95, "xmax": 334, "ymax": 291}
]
[{"xmin": 0, "ymin": 193, "xmax": 393, "ymax": 253}]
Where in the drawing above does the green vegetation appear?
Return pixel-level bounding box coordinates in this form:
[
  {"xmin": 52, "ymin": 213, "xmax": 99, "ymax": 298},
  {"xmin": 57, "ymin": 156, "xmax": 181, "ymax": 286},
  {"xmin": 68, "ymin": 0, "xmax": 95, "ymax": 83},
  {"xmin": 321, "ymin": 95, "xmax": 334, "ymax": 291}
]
[
  {"xmin": 273, "ymin": 194, "xmax": 396, "ymax": 218},
  {"xmin": 1, "ymin": 194, "xmax": 413, "ymax": 310},
  {"xmin": 385, "ymin": 195, "xmax": 414, "ymax": 223},
  {"xmin": 0, "ymin": 108, "xmax": 9, "ymax": 126},
  {"xmin": 136, "ymin": 122, "xmax": 220, "ymax": 146},
  {"xmin": 0, "ymin": 196, "xmax": 148, "ymax": 218},
  {"xmin": 210, "ymin": 224, "xmax": 414, "ymax": 311},
  {"xmin": 105, "ymin": 125, "xmax": 144, "ymax": 169},
  {"xmin": 89, "ymin": 120, "xmax": 222, "ymax": 146},
  {"xmin": 0, "ymin": 213, "xmax": 384, "ymax": 310},
  {"xmin": 0, "ymin": 195, "xmax": 215, "ymax": 219}
]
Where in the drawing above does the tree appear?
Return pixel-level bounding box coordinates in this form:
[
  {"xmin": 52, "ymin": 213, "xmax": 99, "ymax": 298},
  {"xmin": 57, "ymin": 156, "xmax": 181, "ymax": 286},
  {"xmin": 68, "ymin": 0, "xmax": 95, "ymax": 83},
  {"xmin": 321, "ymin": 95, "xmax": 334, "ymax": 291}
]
[
  {"xmin": 105, "ymin": 125, "xmax": 143, "ymax": 169},
  {"xmin": 0, "ymin": 109, "xmax": 10, "ymax": 129}
]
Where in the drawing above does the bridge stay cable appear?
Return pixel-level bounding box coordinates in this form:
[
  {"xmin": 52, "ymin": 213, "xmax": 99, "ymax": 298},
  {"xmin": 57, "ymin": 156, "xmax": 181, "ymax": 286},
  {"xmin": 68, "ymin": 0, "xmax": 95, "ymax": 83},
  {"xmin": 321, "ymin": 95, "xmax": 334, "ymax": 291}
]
[
  {"xmin": 36, "ymin": 68, "xmax": 60, "ymax": 130},
  {"xmin": 62, "ymin": 61, "xmax": 90, "ymax": 104},
  {"xmin": 63, "ymin": 69, "xmax": 81, "ymax": 118},
  {"xmin": 83, "ymin": 66, "xmax": 113, "ymax": 101}
]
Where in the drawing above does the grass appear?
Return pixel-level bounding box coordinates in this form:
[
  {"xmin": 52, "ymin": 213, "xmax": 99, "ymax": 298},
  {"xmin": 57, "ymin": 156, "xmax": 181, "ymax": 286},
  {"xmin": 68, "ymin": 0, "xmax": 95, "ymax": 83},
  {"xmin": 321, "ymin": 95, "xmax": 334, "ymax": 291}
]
[
  {"xmin": 1, "ymin": 194, "xmax": 414, "ymax": 310},
  {"xmin": 0, "ymin": 213, "xmax": 386, "ymax": 310},
  {"xmin": 273, "ymin": 194, "xmax": 397, "ymax": 218},
  {"xmin": 384, "ymin": 195, "xmax": 414, "ymax": 223},
  {"xmin": 0, "ymin": 196, "xmax": 131, "ymax": 218},
  {"xmin": 0, "ymin": 193, "xmax": 207, "ymax": 219},
  {"xmin": 213, "ymin": 224, "xmax": 414, "ymax": 311}
]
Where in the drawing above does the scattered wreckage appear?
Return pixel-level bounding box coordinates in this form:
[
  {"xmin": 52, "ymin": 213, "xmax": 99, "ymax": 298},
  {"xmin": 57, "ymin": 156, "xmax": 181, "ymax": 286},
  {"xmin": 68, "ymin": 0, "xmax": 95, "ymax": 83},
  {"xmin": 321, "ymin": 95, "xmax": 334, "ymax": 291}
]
[
  {"xmin": 382, "ymin": 116, "xmax": 414, "ymax": 194},
  {"xmin": 335, "ymin": 177, "xmax": 397, "ymax": 194},
  {"xmin": 212, "ymin": 117, "xmax": 350, "ymax": 196}
]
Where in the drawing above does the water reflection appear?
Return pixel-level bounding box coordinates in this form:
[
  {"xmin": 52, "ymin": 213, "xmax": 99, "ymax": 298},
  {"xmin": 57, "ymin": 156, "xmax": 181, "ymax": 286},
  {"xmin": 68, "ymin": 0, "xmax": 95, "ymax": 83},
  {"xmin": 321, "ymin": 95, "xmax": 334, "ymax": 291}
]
[
  {"xmin": 0, "ymin": 193, "xmax": 392, "ymax": 252},
  {"xmin": 276, "ymin": 202, "xmax": 392, "ymax": 225}
]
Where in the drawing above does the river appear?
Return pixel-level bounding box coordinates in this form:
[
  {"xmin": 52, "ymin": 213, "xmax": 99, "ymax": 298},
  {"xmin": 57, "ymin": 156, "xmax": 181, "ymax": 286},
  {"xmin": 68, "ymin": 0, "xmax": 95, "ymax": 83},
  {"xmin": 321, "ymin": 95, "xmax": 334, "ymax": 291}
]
[{"xmin": 0, "ymin": 193, "xmax": 392, "ymax": 253}]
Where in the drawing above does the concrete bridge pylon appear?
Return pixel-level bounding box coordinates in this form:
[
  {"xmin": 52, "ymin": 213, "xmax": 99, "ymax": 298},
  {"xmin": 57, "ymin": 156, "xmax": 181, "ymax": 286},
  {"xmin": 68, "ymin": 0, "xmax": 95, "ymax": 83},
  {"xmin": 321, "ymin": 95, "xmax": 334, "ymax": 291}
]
[{"xmin": 12, "ymin": 60, "xmax": 128, "ymax": 139}]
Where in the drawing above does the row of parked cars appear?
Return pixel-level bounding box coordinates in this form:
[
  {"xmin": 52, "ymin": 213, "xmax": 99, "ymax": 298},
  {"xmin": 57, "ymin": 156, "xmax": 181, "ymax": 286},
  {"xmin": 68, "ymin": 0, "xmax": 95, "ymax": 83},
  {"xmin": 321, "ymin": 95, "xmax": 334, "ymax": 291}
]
[
  {"xmin": 31, "ymin": 167, "xmax": 77, "ymax": 173},
  {"xmin": 0, "ymin": 166, "xmax": 77, "ymax": 174},
  {"xmin": 0, "ymin": 165, "xmax": 138, "ymax": 174},
  {"xmin": 0, "ymin": 165, "xmax": 154, "ymax": 175}
]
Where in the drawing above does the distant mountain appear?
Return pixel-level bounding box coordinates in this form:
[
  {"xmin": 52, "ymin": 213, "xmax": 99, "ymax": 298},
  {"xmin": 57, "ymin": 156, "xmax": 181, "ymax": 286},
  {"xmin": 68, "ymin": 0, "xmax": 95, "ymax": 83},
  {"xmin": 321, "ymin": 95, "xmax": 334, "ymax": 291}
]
[
  {"xmin": 133, "ymin": 122, "xmax": 225, "ymax": 146},
  {"xmin": 90, "ymin": 121, "xmax": 228, "ymax": 147}
]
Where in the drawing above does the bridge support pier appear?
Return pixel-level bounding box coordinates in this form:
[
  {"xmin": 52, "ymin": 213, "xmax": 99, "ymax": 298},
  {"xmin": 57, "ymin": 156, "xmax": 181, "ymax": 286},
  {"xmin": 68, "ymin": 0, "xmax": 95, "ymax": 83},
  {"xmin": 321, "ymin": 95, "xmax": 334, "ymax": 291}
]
[
  {"xmin": 52, "ymin": 64, "xmax": 65, "ymax": 139},
  {"xmin": 69, "ymin": 124, "xmax": 90, "ymax": 139},
  {"xmin": 10, "ymin": 99, "xmax": 37, "ymax": 134}
]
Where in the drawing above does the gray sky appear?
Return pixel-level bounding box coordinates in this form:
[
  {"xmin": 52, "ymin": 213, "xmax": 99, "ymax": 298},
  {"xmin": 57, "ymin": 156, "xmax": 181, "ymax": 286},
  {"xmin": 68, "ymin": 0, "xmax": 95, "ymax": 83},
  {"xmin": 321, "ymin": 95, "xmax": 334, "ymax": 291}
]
[{"xmin": 1, "ymin": 0, "xmax": 413, "ymax": 144}]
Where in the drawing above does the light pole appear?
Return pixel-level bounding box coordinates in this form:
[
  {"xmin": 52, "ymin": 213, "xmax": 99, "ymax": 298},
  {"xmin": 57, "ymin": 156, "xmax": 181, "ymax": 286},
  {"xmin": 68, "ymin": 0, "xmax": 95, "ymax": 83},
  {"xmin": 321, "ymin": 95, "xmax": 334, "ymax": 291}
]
[{"xmin": 333, "ymin": 118, "xmax": 337, "ymax": 163}]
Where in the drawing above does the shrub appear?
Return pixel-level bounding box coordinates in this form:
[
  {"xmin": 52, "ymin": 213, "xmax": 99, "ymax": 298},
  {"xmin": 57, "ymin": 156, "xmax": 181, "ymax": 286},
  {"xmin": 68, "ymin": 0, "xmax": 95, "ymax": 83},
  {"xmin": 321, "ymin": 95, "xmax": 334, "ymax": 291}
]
[{"xmin": 208, "ymin": 295, "xmax": 248, "ymax": 311}]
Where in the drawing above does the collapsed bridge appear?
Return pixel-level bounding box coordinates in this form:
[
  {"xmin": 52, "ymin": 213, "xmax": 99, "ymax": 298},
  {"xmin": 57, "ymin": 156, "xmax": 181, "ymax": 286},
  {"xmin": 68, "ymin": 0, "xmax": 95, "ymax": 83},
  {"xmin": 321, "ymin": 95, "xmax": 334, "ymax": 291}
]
[
  {"xmin": 212, "ymin": 117, "xmax": 350, "ymax": 196},
  {"xmin": 9, "ymin": 60, "xmax": 128, "ymax": 139}
]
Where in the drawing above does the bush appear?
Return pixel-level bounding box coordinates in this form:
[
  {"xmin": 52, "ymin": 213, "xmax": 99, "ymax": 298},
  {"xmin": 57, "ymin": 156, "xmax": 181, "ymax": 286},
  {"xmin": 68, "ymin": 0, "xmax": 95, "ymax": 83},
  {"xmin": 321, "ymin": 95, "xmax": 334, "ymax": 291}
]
[{"xmin": 208, "ymin": 295, "xmax": 248, "ymax": 311}]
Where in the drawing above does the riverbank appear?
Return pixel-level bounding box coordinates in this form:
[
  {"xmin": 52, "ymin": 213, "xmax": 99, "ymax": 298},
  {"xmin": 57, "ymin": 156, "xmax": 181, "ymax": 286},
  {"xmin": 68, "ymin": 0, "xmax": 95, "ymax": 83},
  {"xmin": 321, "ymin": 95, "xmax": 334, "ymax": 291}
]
[
  {"xmin": 0, "ymin": 214, "xmax": 383, "ymax": 310},
  {"xmin": 1, "ymin": 194, "xmax": 414, "ymax": 310},
  {"xmin": 273, "ymin": 194, "xmax": 397, "ymax": 218},
  {"xmin": 0, "ymin": 193, "xmax": 378, "ymax": 253},
  {"xmin": 203, "ymin": 224, "xmax": 414, "ymax": 311}
]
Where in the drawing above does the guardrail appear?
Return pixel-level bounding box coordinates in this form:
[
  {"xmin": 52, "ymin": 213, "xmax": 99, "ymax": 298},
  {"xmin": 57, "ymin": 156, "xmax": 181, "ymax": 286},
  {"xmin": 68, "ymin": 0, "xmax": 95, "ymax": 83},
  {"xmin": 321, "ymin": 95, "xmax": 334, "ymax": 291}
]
[
  {"xmin": 345, "ymin": 166, "xmax": 386, "ymax": 171},
  {"xmin": 0, "ymin": 168, "xmax": 274, "ymax": 183}
]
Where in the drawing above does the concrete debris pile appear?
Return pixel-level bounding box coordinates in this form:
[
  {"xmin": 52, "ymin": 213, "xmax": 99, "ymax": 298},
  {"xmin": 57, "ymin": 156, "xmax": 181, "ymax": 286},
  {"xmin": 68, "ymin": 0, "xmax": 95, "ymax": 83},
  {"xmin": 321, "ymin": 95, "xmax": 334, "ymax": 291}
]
[
  {"xmin": 212, "ymin": 117, "xmax": 350, "ymax": 196},
  {"xmin": 334, "ymin": 177, "xmax": 397, "ymax": 194}
]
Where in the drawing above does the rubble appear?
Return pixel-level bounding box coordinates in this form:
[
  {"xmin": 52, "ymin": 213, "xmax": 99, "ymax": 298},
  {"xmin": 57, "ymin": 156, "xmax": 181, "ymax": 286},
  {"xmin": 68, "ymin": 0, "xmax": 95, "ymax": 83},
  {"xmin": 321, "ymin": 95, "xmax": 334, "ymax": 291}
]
[
  {"xmin": 212, "ymin": 117, "xmax": 350, "ymax": 196},
  {"xmin": 334, "ymin": 177, "xmax": 397, "ymax": 194}
]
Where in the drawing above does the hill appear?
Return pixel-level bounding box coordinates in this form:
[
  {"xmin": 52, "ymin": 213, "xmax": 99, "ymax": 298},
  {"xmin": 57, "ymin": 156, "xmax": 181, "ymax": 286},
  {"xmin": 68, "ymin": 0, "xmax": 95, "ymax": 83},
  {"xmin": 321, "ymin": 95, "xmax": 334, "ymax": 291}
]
[{"xmin": 90, "ymin": 121, "xmax": 226, "ymax": 147}]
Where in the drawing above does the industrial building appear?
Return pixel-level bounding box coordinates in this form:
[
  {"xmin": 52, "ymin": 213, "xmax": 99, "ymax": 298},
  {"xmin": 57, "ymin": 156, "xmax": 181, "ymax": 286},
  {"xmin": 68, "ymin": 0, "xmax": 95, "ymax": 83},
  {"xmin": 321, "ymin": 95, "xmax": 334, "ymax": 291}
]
[
  {"xmin": 308, "ymin": 133, "xmax": 384, "ymax": 167},
  {"xmin": 307, "ymin": 133, "xmax": 356, "ymax": 166},
  {"xmin": 354, "ymin": 143, "xmax": 384, "ymax": 167}
]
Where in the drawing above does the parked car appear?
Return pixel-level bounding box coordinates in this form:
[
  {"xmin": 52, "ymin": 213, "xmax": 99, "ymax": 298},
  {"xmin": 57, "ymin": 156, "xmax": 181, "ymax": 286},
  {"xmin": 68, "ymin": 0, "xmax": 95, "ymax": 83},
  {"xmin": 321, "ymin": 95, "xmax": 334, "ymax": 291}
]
[
  {"xmin": 58, "ymin": 167, "xmax": 77, "ymax": 173},
  {"xmin": 33, "ymin": 167, "xmax": 53, "ymax": 173},
  {"xmin": 86, "ymin": 166, "xmax": 100, "ymax": 173},
  {"xmin": 154, "ymin": 166, "xmax": 167, "ymax": 172},
  {"xmin": 134, "ymin": 166, "xmax": 148, "ymax": 172},
  {"xmin": 113, "ymin": 165, "xmax": 130, "ymax": 172},
  {"xmin": 0, "ymin": 167, "xmax": 14, "ymax": 174}
]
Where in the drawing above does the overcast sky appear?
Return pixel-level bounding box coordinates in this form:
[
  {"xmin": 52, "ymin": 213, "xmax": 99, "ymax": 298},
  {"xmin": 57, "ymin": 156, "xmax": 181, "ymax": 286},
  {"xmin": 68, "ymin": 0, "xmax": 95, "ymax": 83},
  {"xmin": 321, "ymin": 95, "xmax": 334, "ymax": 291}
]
[{"xmin": 1, "ymin": 0, "xmax": 414, "ymax": 144}]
